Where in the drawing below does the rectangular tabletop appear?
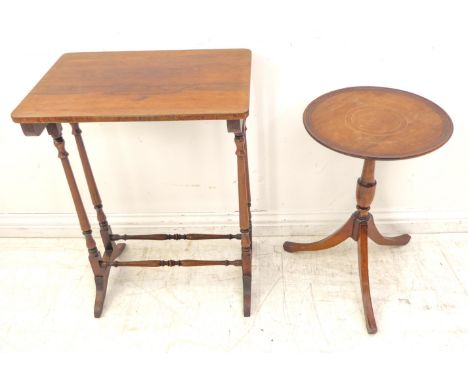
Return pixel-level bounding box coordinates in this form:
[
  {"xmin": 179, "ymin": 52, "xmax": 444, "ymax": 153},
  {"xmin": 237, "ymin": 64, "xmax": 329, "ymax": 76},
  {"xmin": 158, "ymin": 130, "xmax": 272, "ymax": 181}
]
[{"xmin": 11, "ymin": 49, "xmax": 251, "ymax": 124}]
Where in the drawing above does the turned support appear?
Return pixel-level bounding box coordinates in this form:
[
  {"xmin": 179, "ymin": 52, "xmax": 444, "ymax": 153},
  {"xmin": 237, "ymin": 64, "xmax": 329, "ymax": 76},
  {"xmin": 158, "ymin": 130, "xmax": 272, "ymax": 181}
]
[
  {"xmin": 47, "ymin": 123, "xmax": 127, "ymax": 318},
  {"xmin": 354, "ymin": 160, "xmax": 378, "ymax": 333},
  {"xmin": 30, "ymin": 120, "xmax": 252, "ymax": 319},
  {"xmin": 357, "ymin": 222, "xmax": 377, "ymax": 334},
  {"xmin": 104, "ymin": 259, "xmax": 242, "ymax": 267},
  {"xmin": 71, "ymin": 123, "xmax": 114, "ymax": 251},
  {"xmin": 46, "ymin": 124, "xmax": 103, "ymax": 277},
  {"xmin": 110, "ymin": 233, "xmax": 241, "ymax": 241},
  {"xmin": 228, "ymin": 119, "xmax": 252, "ymax": 317},
  {"xmin": 356, "ymin": 159, "xmax": 376, "ymax": 218}
]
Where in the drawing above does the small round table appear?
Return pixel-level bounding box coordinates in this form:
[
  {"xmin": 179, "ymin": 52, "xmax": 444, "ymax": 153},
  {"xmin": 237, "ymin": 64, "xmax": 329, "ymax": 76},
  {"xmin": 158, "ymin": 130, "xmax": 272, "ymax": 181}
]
[{"xmin": 283, "ymin": 86, "xmax": 453, "ymax": 334}]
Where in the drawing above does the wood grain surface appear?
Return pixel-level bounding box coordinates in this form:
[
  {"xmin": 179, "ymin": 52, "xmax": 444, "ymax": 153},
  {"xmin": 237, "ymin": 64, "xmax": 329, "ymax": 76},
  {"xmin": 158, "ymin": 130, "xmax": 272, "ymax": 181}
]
[
  {"xmin": 11, "ymin": 49, "xmax": 251, "ymax": 123},
  {"xmin": 303, "ymin": 86, "xmax": 453, "ymax": 160}
]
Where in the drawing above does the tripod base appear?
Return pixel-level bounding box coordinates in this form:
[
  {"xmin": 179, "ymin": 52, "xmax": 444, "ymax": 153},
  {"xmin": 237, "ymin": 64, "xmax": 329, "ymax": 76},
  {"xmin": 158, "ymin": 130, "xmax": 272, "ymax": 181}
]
[
  {"xmin": 284, "ymin": 212, "xmax": 410, "ymax": 252},
  {"xmin": 284, "ymin": 211, "xmax": 410, "ymax": 334}
]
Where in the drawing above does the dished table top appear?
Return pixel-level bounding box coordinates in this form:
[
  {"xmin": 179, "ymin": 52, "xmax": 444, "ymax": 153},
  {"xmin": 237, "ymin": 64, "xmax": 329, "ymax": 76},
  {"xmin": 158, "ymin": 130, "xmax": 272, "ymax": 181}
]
[
  {"xmin": 303, "ymin": 86, "xmax": 453, "ymax": 160},
  {"xmin": 11, "ymin": 49, "xmax": 251, "ymax": 124}
]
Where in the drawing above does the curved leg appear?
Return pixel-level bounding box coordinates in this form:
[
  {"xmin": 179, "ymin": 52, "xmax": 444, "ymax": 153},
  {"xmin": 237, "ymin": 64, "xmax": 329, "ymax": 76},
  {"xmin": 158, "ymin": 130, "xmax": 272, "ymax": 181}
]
[
  {"xmin": 94, "ymin": 243, "xmax": 126, "ymax": 318},
  {"xmin": 283, "ymin": 214, "xmax": 355, "ymax": 252},
  {"xmin": 358, "ymin": 222, "xmax": 377, "ymax": 334},
  {"xmin": 368, "ymin": 214, "xmax": 411, "ymax": 246}
]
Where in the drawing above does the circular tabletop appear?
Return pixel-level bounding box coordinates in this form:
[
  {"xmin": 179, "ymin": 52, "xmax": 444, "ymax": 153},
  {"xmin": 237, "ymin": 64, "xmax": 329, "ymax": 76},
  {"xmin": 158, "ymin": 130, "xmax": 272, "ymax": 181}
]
[{"xmin": 303, "ymin": 86, "xmax": 453, "ymax": 160}]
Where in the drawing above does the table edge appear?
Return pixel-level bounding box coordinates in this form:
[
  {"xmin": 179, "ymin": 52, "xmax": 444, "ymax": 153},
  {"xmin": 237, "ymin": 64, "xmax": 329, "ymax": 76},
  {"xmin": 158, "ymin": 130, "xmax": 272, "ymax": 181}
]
[
  {"xmin": 303, "ymin": 128, "xmax": 454, "ymax": 161},
  {"xmin": 11, "ymin": 110, "xmax": 250, "ymax": 124}
]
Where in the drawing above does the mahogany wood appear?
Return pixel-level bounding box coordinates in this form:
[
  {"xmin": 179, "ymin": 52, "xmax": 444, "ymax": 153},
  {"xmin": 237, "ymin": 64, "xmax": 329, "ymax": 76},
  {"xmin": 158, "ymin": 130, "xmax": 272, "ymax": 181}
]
[
  {"xmin": 110, "ymin": 233, "xmax": 241, "ymax": 241},
  {"xmin": 303, "ymin": 86, "xmax": 453, "ymax": 160},
  {"xmin": 94, "ymin": 243, "xmax": 126, "ymax": 317},
  {"xmin": 357, "ymin": 221, "xmax": 377, "ymax": 334},
  {"xmin": 283, "ymin": 214, "xmax": 354, "ymax": 252},
  {"xmin": 244, "ymin": 125, "xmax": 253, "ymax": 244},
  {"xmin": 71, "ymin": 123, "xmax": 114, "ymax": 251},
  {"xmin": 367, "ymin": 215, "xmax": 411, "ymax": 246},
  {"xmin": 284, "ymin": 160, "xmax": 407, "ymax": 333},
  {"xmin": 356, "ymin": 160, "xmax": 376, "ymax": 215},
  {"xmin": 11, "ymin": 49, "xmax": 251, "ymax": 123},
  {"xmin": 227, "ymin": 119, "xmax": 246, "ymax": 134},
  {"xmin": 46, "ymin": 123, "xmax": 105, "ymax": 277},
  {"xmin": 235, "ymin": 134, "xmax": 250, "ymax": 232},
  {"xmin": 233, "ymin": 125, "xmax": 253, "ymax": 317},
  {"xmin": 284, "ymin": 87, "xmax": 452, "ymax": 333},
  {"xmin": 12, "ymin": 50, "xmax": 253, "ymax": 318},
  {"xmin": 20, "ymin": 123, "xmax": 45, "ymax": 136},
  {"xmin": 106, "ymin": 259, "xmax": 242, "ymax": 267}
]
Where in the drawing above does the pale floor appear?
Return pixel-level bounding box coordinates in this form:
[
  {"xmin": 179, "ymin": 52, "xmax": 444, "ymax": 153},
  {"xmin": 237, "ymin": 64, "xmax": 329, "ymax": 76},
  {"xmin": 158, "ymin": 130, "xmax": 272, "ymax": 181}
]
[{"xmin": 0, "ymin": 234, "xmax": 467, "ymax": 352}]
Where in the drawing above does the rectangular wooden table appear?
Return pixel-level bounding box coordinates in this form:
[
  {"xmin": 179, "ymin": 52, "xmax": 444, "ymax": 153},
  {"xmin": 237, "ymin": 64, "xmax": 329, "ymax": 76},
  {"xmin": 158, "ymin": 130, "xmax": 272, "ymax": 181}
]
[{"xmin": 11, "ymin": 49, "xmax": 253, "ymax": 317}]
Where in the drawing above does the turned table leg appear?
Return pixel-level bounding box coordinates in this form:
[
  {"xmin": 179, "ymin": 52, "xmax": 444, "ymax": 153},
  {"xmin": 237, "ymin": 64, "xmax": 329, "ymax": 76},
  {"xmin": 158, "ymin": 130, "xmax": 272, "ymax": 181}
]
[
  {"xmin": 46, "ymin": 123, "xmax": 109, "ymax": 317},
  {"xmin": 71, "ymin": 123, "xmax": 116, "ymax": 252},
  {"xmin": 228, "ymin": 120, "xmax": 252, "ymax": 317},
  {"xmin": 70, "ymin": 123, "xmax": 127, "ymax": 317}
]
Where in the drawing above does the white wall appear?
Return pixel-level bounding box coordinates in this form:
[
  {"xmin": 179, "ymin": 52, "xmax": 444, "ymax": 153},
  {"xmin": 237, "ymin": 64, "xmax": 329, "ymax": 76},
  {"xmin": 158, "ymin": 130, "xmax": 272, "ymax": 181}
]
[{"xmin": 1, "ymin": 0, "xmax": 467, "ymax": 236}]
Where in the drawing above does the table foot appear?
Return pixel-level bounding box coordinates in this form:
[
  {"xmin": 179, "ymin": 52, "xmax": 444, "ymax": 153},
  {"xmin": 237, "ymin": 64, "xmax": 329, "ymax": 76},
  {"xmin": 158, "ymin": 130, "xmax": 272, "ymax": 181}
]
[
  {"xmin": 71, "ymin": 123, "xmax": 115, "ymax": 251},
  {"xmin": 94, "ymin": 276, "xmax": 107, "ymax": 318},
  {"xmin": 243, "ymin": 274, "xmax": 252, "ymax": 317},
  {"xmin": 242, "ymin": 239, "xmax": 252, "ymax": 317},
  {"xmin": 358, "ymin": 223, "xmax": 378, "ymax": 334},
  {"xmin": 283, "ymin": 213, "xmax": 354, "ymax": 252},
  {"xmin": 368, "ymin": 215, "xmax": 411, "ymax": 246},
  {"xmin": 94, "ymin": 243, "xmax": 126, "ymax": 318}
]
